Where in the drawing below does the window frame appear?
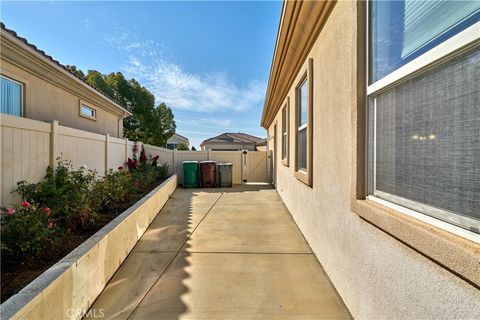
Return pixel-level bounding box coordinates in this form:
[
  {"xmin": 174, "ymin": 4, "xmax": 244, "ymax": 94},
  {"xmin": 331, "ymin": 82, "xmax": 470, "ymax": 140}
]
[
  {"xmin": 79, "ymin": 100, "xmax": 97, "ymax": 121},
  {"xmin": 281, "ymin": 97, "xmax": 290, "ymax": 167},
  {"xmin": 365, "ymin": 4, "xmax": 480, "ymax": 238},
  {"xmin": 350, "ymin": 0, "xmax": 479, "ymax": 290},
  {"xmin": 1, "ymin": 75, "xmax": 24, "ymax": 117},
  {"xmin": 294, "ymin": 58, "xmax": 313, "ymax": 186}
]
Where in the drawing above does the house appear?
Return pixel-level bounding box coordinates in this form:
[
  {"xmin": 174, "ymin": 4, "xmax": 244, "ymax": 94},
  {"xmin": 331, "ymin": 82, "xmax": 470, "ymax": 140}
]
[
  {"xmin": 200, "ymin": 132, "xmax": 264, "ymax": 151},
  {"xmin": 255, "ymin": 138, "xmax": 267, "ymax": 151},
  {"xmin": 262, "ymin": 1, "xmax": 479, "ymax": 319},
  {"xmin": 0, "ymin": 23, "xmax": 131, "ymax": 138},
  {"xmin": 165, "ymin": 133, "xmax": 189, "ymax": 150}
]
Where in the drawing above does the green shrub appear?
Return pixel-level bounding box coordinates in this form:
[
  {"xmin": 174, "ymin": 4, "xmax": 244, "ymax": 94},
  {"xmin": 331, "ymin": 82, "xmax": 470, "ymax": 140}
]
[
  {"xmin": 91, "ymin": 169, "xmax": 132, "ymax": 209},
  {"xmin": 1, "ymin": 202, "xmax": 61, "ymax": 264},
  {"xmin": 16, "ymin": 160, "xmax": 97, "ymax": 232}
]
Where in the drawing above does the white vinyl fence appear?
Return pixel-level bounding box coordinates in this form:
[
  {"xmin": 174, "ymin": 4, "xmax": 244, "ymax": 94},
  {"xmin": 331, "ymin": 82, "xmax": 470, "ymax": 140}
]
[{"xmin": 1, "ymin": 114, "xmax": 269, "ymax": 206}]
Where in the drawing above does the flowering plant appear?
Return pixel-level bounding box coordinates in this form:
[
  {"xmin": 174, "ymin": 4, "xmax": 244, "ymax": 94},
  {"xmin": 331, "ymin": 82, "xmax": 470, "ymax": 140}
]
[
  {"xmin": 1, "ymin": 202, "xmax": 60, "ymax": 263},
  {"xmin": 139, "ymin": 146, "xmax": 147, "ymax": 163}
]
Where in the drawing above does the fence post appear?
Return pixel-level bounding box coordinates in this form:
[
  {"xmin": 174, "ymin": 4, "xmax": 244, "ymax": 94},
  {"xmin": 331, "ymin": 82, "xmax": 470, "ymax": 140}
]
[
  {"xmin": 105, "ymin": 134, "xmax": 110, "ymax": 173},
  {"xmin": 124, "ymin": 138, "xmax": 129, "ymax": 164},
  {"xmin": 50, "ymin": 120, "xmax": 59, "ymax": 170},
  {"xmin": 173, "ymin": 149, "xmax": 176, "ymax": 174}
]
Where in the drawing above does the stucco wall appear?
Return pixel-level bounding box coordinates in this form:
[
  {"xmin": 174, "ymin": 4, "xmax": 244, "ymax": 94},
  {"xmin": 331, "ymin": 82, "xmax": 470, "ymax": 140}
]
[
  {"xmin": 267, "ymin": 1, "xmax": 480, "ymax": 319},
  {"xmin": 1, "ymin": 60, "xmax": 122, "ymax": 137}
]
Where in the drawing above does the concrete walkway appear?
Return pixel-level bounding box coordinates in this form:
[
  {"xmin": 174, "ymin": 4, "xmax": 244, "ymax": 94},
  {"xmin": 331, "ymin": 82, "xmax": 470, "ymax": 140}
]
[{"xmin": 87, "ymin": 185, "xmax": 351, "ymax": 320}]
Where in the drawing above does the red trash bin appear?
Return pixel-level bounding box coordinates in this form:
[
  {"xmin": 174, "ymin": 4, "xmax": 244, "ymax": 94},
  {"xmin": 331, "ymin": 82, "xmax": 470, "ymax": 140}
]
[{"xmin": 200, "ymin": 161, "xmax": 216, "ymax": 188}]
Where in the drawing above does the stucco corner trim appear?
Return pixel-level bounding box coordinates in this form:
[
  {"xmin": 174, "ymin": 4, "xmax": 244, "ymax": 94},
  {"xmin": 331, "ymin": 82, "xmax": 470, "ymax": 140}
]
[{"xmin": 351, "ymin": 199, "xmax": 480, "ymax": 289}]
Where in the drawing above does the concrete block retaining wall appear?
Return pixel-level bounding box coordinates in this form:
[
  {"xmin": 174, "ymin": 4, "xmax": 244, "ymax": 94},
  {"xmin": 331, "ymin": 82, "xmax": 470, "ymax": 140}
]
[{"xmin": 0, "ymin": 174, "xmax": 177, "ymax": 319}]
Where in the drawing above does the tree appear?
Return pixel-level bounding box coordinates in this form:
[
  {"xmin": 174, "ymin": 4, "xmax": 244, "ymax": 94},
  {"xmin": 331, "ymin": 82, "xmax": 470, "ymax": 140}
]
[
  {"xmin": 65, "ymin": 65, "xmax": 86, "ymax": 80},
  {"xmin": 177, "ymin": 143, "xmax": 189, "ymax": 151},
  {"xmin": 64, "ymin": 66, "xmax": 176, "ymax": 147},
  {"xmin": 85, "ymin": 70, "xmax": 116, "ymax": 98},
  {"xmin": 191, "ymin": 146, "xmax": 197, "ymax": 151}
]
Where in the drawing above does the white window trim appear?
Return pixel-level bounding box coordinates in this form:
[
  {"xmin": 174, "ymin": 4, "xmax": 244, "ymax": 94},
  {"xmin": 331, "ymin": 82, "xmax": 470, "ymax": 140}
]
[
  {"xmin": 367, "ymin": 13, "xmax": 480, "ymax": 235},
  {"xmin": 367, "ymin": 195, "xmax": 480, "ymax": 244},
  {"xmin": 1, "ymin": 75, "xmax": 24, "ymax": 117},
  {"xmin": 368, "ymin": 21, "xmax": 480, "ymax": 96},
  {"xmin": 79, "ymin": 100, "xmax": 97, "ymax": 121}
]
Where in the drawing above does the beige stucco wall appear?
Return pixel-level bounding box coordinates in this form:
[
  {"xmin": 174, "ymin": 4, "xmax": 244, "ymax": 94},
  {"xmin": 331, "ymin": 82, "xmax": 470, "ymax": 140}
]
[
  {"xmin": 267, "ymin": 1, "xmax": 480, "ymax": 319},
  {"xmin": 1, "ymin": 60, "xmax": 123, "ymax": 137}
]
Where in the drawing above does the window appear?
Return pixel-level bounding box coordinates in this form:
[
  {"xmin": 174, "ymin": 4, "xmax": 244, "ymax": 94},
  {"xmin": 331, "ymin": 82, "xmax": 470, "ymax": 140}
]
[
  {"xmin": 294, "ymin": 58, "xmax": 313, "ymax": 186},
  {"xmin": 297, "ymin": 79, "xmax": 308, "ymax": 171},
  {"xmin": 367, "ymin": 1, "xmax": 480, "ymax": 233},
  {"xmin": 79, "ymin": 103, "xmax": 96, "ymax": 120},
  {"xmin": 166, "ymin": 143, "xmax": 176, "ymax": 150},
  {"xmin": 281, "ymin": 98, "xmax": 289, "ymax": 166},
  {"xmin": 1, "ymin": 75, "xmax": 23, "ymax": 116}
]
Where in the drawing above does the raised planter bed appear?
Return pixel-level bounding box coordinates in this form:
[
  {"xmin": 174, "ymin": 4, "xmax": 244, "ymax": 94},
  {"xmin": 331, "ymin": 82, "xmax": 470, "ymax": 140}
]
[{"xmin": 0, "ymin": 174, "xmax": 177, "ymax": 320}]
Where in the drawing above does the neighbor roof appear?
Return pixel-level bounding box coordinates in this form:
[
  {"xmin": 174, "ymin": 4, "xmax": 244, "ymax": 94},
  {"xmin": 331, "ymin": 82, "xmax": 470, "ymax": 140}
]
[
  {"xmin": 0, "ymin": 22, "xmax": 131, "ymax": 116},
  {"xmin": 200, "ymin": 132, "xmax": 264, "ymax": 147}
]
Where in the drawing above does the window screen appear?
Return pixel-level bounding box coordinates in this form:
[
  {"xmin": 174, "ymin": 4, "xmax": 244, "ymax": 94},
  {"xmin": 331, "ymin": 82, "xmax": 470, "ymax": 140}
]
[
  {"xmin": 1, "ymin": 76, "xmax": 23, "ymax": 116},
  {"xmin": 80, "ymin": 105, "xmax": 96, "ymax": 118},
  {"xmin": 369, "ymin": 48, "xmax": 480, "ymax": 232},
  {"xmin": 369, "ymin": 0, "xmax": 480, "ymax": 83},
  {"xmin": 297, "ymin": 79, "xmax": 308, "ymax": 171}
]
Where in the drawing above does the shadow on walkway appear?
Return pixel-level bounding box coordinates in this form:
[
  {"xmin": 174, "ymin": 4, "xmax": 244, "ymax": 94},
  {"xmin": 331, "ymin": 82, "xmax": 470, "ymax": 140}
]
[{"xmin": 86, "ymin": 185, "xmax": 351, "ymax": 320}]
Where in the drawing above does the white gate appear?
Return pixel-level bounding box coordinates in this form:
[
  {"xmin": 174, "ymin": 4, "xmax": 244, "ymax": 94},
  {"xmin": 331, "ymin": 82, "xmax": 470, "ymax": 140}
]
[{"xmin": 243, "ymin": 151, "xmax": 268, "ymax": 183}]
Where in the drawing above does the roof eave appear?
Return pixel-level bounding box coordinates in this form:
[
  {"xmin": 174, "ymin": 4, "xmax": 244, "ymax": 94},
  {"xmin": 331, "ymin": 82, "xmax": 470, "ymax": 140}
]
[{"xmin": 261, "ymin": 1, "xmax": 336, "ymax": 129}]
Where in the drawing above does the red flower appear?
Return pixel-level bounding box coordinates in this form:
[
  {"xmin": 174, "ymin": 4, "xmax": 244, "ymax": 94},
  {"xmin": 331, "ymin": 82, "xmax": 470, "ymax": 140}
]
[
  {"xmin": 127, "ymin": 158, "xmax": 137, "ymax": 170},
  {"xmin": 21, "ymin": 201, "xmax": 31, "ymax": 208},
  {"xmin": 43, "ymin": 207, "xmax": 51, "ymax": 216},
  {"xmin": 6, "ymin": 207, "xmax": 15, "ymax": 215},
  {"xmin": 140, "ymin": 147, "xmax": 147, "ymax": 162},
  {"xmin": 47, "ymin": 221, "xmax": 55, "ymax": 229},
  {"xmin": 152, "ymin": 155, "xmax": 159, "ymax": 161}
]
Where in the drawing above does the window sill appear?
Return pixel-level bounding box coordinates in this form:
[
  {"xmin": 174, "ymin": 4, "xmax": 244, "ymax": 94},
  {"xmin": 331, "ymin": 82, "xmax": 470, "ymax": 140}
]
[
  {"xmin": 282, "ymin": 158, "xmax": 289, "ymax": 167},
  {"xmin": 351, "ymin": 198, "xmax": 480, "ymax": 288},
  {"xmin": 294, "ymin": 170, "xmax": 311, "ymax": 187},
  {"xmin": 79, "ymin": 113, "xmax": 97, "ymax": 121}
]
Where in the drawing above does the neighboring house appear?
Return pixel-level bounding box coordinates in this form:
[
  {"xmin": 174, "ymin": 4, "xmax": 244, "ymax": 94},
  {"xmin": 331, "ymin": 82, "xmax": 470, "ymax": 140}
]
[
  {"xmin": 262, "ymin": 1, "xmax": 479, "ymax": 319},
  {"xmin": 0, "ymin": 23, "xmax": 131, "ymax": 138},
  {"xmin": 200, "ymin": 132, "xmax": 264, "ymax": 151},
  {"xmin": 165, "ymin": 133, "xmax": 189, "ymax": 150},
  {"xmin": 255, "ymin": 138, "xmax": 267, "ymax": 151}
]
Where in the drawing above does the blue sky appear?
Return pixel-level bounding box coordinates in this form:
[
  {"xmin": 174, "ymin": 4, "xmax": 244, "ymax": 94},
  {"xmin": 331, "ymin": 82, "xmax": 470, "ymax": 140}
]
[{"xmin": 1, "ymin": 1, "xmax": 281, "ymax": 148}]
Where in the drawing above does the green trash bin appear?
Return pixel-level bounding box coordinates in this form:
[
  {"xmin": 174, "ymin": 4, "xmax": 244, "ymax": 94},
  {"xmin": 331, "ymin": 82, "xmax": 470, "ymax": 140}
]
[
  {"xmin": 217, "ymin": 163, "xmax": 233, "ymax": 188},
  {"xmin": 183, "ymin": 161, "xmax": 199, "ymax": 188}
]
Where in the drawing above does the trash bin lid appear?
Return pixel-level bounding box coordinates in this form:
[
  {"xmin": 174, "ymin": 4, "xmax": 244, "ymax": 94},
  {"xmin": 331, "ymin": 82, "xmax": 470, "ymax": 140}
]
[
  {"xmin": 199, "ymin": 160, "xmax": 216, "ymax": 164},
  {"xmin": 218, "ymin": 162, "xmax": 233, "ymax": 166},
  {"xmin": 183, "ymin": 161, "xmax": 198, "ymax": 164}
]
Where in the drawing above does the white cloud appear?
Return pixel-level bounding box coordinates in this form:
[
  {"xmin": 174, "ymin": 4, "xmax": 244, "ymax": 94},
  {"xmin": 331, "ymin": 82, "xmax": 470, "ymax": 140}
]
[
  {"xmin": 104, "ymin": 28, "xmax": 266, "ymax": 113},
  {"xmin": 81, "ymin": 18, "xmax": 91, "ymax": 30},
  {"xmin": 123, "ymin": 56, "xmax": 266, "ymax": 113}
]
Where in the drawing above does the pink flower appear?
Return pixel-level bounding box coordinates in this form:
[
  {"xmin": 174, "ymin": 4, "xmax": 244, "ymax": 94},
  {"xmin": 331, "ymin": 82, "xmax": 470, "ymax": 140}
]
[
  {"xmin": 47, "ymin": 221, "xmax": 55, "ymax": 229},
  {"xmin": 21, "ymin": 201, "xmax": 31, "ymax": 208},
  {"xmin": 43, "ymin": 207, "xmax": 51, "ymax": 216},
  {"xmin": 6, "ymin": 207, "xmax": 15, "ymax": 215}
]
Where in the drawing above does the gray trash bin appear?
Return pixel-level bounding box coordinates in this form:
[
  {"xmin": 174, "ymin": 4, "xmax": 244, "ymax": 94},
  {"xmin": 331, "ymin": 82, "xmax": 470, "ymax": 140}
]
[{"xmin": 217, "ymin": 163, "xmax": 233, "ymax": 187}]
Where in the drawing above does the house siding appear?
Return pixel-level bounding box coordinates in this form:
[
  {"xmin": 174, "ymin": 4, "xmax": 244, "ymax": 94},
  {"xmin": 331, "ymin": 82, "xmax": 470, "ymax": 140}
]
[
  {"xmin": 267, "ymin": 1, "xmax": 480, "ymax": 319},
  {"xmin": 1, "ymin": 60, "xmax": 122, "ymax": 137}
]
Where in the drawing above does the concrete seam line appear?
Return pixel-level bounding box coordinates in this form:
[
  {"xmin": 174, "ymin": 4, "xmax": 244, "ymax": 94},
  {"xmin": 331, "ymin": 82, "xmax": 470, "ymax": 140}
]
[{"xmin": 125, "ymin": 192, "xmax": 224, "ymax": 320}]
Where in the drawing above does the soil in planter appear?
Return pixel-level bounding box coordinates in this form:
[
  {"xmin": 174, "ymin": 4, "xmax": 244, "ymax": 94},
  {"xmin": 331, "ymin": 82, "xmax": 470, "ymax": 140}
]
[{"xmin": 1, "ymin": 180, "xmax": 166, "ymax": 303}]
